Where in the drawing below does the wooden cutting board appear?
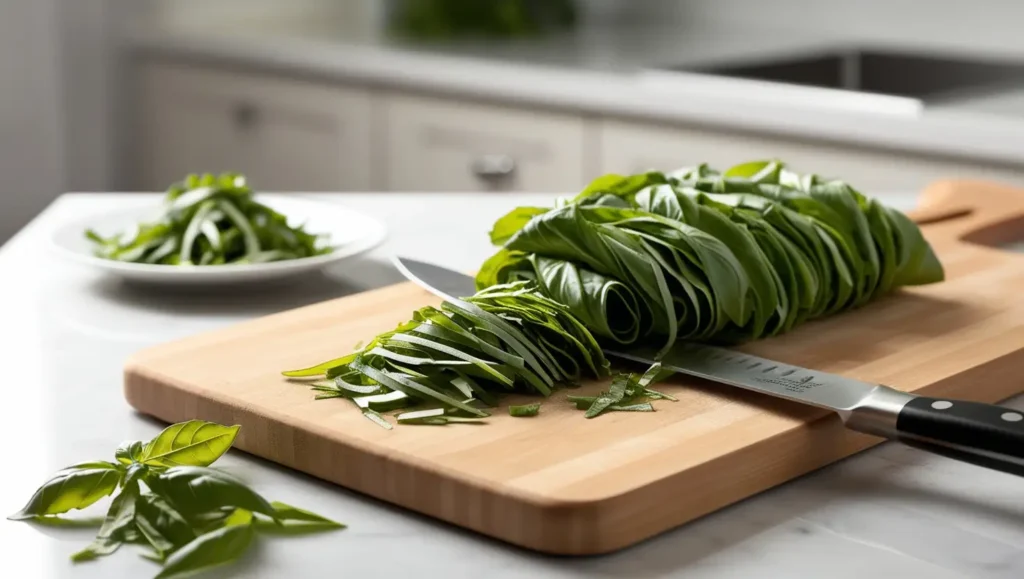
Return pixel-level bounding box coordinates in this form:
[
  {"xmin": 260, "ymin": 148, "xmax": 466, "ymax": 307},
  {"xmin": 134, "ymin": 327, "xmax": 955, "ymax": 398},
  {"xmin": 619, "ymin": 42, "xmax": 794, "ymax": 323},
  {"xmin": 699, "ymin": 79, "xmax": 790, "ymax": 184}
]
[{"xmin": 125, "ymin": 179, "xmax": 1024, "ymax": 555}]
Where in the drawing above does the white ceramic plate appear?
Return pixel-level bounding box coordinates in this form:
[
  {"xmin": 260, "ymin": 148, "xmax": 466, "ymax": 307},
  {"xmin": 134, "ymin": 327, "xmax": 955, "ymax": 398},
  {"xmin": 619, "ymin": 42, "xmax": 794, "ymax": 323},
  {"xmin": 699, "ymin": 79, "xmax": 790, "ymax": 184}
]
[{"xmin": 51, "ymin": 194, "xmax": 388, "ymax": 285}]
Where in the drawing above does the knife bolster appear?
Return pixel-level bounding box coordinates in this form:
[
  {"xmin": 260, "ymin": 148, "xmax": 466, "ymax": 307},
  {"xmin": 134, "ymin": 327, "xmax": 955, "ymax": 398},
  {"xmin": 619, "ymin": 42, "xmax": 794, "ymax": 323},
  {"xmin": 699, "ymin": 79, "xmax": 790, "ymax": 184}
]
[{"xmin": 841, "ymin": 385, "xmax": 915, "ymax": 439}]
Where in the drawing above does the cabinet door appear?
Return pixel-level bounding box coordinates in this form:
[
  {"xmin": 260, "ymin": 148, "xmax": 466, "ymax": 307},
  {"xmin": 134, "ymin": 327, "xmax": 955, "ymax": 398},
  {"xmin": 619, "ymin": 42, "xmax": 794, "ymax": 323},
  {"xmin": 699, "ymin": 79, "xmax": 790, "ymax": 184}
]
[
  {"xmin": 598, "ymin": 119, "xmax": 1024, "ymax": 198},
  {"xmin": 385, "ymin": 93, "xmax": 587, "ymax": 192},
  {"xmin": 138, "ymin": 62, "xmax": 374, "ymax": 191}
]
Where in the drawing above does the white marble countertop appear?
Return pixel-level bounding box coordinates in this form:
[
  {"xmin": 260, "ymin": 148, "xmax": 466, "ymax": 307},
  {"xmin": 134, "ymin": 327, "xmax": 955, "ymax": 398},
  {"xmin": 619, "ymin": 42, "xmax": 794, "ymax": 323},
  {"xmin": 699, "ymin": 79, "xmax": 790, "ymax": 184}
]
[
  {"xmin": 4, "ymin": 191, "xmax": 1024, "ymax": 578},
  {"xmin": 125, "ymin": 21, "xmax": 1024, "ymax": 167}
]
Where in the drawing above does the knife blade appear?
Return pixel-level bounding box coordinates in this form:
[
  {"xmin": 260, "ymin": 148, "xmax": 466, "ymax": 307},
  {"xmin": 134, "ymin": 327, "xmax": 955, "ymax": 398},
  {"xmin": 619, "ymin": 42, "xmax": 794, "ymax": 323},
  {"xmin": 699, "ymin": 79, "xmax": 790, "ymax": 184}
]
[{"xmin": 392, "ymin": 255, "xmax": 1024, "ymax": 477}]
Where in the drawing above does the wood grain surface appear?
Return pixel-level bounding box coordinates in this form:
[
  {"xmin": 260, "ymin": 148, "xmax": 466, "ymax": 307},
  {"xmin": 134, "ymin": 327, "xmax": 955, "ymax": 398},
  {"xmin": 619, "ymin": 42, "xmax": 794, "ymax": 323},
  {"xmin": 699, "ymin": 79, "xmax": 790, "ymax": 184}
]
[{"xmin": 124, "ymin": 179, "xmax": 1024, "ymax": 555}]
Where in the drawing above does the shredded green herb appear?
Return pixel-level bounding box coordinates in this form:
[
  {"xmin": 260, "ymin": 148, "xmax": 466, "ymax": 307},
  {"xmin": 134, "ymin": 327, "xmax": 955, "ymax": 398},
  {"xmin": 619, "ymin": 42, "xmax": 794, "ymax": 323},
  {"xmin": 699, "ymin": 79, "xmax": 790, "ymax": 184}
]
[
  {"xmin": 285, "ymin": 282, "xmax": 610, "ymax": 427},
  {"xmin": 573, "ymin": 363, "xmax": 678, "ymax": 418},
  {"xmin": 509, "ymin": 403, "xmax": 541, "ymax": 417},
  {"xmin": 396, "ymin": 408, "xmax": 485, "ymax": 426}
]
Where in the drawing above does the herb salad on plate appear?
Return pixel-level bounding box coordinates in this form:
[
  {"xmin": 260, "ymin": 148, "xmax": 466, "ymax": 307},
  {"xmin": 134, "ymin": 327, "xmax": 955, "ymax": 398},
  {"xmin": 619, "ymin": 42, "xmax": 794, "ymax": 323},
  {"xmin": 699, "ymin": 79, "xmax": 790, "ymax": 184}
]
[{"xmin": 50, "ymin": 173, "xmax": 388, "ymax": 285}]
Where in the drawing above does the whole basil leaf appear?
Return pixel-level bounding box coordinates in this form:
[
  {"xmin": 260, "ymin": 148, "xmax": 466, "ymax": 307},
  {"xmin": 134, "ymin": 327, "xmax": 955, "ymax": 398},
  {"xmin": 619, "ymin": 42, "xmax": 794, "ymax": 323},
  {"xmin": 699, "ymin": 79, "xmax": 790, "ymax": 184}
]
[
  {"xmin": 182, "ymin": 508, "xmax": 235, "ymax": 535},
  {"xmin": 72, "ymin": 475, "xmax": 143, "ymax": 563},
  {"xmin": 269, "ymin": 502, "xmax": 336, "ymax": 524},
  {"xmin": 154, "ymin": 515, "xmax": 255, "ymax": 579},
  {"xmin": 254, "ymin": 501, "xmax": 345, "ymax": 535},
  {"xmin": 147, "ymin": 466, "xmax": 276, "ymax": 519},
  {"xmin": 140, "ymin": 420, "xmax": 239, "ymax": 468},
  {"xmin": 70, "ymin": 536, "xmax": 123, "ymax": 563},
  {"xmin": 27, "ymin": 515, "xmax": 104, "ymax": 528},
  {"xmin": 9, "ymin": 462, "xmax": 121, "ymax": 520},
  {"xmin": 96, "ymin": 477, "xmax": 140, "ymax": 540}
]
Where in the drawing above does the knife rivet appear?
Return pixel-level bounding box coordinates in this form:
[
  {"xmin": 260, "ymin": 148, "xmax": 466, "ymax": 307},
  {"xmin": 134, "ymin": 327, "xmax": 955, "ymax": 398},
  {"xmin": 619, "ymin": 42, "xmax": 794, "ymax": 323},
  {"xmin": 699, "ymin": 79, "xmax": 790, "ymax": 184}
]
[
  {"xmin": 931, "ymin": 400, "xmax": 953, "ymax": 410},
  {"xmin": 1001, "ymin": 412, "xmax": 1023, "ymax": 422}
]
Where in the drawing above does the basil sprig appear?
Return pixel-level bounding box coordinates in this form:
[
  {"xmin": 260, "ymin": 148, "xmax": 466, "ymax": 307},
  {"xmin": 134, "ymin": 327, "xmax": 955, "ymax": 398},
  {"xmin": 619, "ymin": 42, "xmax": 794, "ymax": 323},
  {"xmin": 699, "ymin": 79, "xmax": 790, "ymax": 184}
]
[
  {"xmin": 9, "ymin": 420, "xmax": 343, "ymax": 578},
  {"xmin": 85, "ymin": 172, "xmax": 333, "ymax": 266}
]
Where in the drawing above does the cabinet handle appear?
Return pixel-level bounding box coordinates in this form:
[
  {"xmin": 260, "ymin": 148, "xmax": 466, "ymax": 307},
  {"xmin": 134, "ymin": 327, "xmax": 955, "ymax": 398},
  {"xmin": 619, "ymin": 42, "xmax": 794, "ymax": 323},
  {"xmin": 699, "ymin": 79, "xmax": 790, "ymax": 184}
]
[
  {"xmin": 233, "ymin": 102, "xmax": 259, "ymax": 130},
  {"xmin": 471, "ymin": 155, "xmax": 516, "ymax": 181}
]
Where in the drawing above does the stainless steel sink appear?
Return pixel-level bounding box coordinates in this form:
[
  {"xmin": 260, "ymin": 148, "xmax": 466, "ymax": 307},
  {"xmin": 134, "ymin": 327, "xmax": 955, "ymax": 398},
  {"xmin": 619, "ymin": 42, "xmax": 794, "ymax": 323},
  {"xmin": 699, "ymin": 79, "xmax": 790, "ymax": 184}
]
[{"xmin": 659, "ymin": 48, "xmax": 1024, "ymax": 103}]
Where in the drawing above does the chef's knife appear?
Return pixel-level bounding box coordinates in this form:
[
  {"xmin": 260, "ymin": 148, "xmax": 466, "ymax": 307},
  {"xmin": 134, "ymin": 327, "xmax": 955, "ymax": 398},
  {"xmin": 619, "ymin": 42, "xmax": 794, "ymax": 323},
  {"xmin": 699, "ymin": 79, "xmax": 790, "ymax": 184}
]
[{"xmin": 393, "ymin": 255, "xmax": 1024, "ymax": 477}]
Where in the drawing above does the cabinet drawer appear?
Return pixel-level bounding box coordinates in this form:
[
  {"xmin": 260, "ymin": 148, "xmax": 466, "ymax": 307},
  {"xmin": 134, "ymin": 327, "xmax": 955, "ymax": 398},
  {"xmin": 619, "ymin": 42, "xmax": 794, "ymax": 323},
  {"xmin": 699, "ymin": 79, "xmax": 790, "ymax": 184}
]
[
  {"xmin": 138, "ymin": 62, "xmax": 374, "ymax": 191},
  {"xmin": 599, "ymin": 119, "xmax": 1024, "ymax": 198},
  {"xmin": 385, "ymin": 93, "xmax": 587, "ymax": 192}
]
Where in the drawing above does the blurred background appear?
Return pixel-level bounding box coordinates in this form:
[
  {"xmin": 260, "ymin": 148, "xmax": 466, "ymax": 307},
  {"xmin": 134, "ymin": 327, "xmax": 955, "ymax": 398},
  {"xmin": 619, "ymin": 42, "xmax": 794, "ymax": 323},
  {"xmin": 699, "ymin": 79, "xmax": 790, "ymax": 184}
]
[{"xmin": 6, "ymin": 0, "xmax": 1024, "ymax": 242}]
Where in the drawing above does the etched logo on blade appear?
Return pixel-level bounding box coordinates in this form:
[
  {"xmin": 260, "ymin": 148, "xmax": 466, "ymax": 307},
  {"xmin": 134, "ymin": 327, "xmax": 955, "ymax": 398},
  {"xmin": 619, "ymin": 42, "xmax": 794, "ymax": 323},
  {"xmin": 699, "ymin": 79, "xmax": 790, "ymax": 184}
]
[{"xmin": 753, "ymin": 374, "xmax": 823, "ymax": 393}]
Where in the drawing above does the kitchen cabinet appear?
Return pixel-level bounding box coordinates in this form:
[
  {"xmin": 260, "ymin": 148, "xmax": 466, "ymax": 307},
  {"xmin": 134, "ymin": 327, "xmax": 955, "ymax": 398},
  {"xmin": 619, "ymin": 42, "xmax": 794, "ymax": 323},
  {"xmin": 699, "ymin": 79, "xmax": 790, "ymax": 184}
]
[
  {"xmin": 133, "ymin": 56, "xmax": 1024, "ymax": 200},
  {"xmin": 384, "ymin": 93, "xmax": 589, "ymax": 192},
  {"xmin": 598, "ymin": 119, "xmax": 1024, "ymax": 197},
  {"xmin": 137, "ymin": 62, "xmax": 374, "ymax": 192}
]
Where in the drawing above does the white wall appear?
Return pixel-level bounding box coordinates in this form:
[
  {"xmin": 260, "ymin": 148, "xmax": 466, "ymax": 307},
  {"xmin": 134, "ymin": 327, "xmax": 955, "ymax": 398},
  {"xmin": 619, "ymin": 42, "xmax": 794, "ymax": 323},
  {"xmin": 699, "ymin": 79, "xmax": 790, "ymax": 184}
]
[
  {"xmin": 60, "ymin": 0, "xmax": 121, "ymax": 194},
  {"xmin": 0, "ymin": 0, "xmax": 65, "ymax": 243}
]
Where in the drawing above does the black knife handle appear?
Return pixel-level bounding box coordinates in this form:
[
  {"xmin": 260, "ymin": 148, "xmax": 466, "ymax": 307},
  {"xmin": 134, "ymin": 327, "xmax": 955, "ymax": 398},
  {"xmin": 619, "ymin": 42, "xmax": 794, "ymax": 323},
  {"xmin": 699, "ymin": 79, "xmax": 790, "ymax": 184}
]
[{"xmin": 895, "ymin": 396, "xmax": 1024, "ymax": 477}]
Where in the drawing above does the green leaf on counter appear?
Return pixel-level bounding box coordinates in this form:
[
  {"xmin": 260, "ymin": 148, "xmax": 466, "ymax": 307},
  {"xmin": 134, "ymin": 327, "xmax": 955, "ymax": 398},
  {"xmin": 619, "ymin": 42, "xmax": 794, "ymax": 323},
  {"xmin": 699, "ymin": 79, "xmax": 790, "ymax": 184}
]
[
  {"xmin": 154, "ymin": 517, "xmax": 256, "ymax": 579},
  {"xmin": 71, "ymin": 476, "xmax": 142, "ymax": 563},
  {"xmin": 147, "ymin": 466, "xmax": 276, "ymax": 519},
  {"xmin": 139, "ymin": 420, "xmax": 240, "ymax": 468},
  {"xmin": 134, "ymin": 492, "xmax": 197, "ymax": 560},
  {"xmin": 71, "ymin": 536, "xmax": 123, "ymax": 563},
  {"xmin": 268, "ymin": 501, "xmax": 344, "ymax": 527},
  {"xmin": 253, "ymin": 501, "xmax": 346, "ymax": 535},
  {"xmin": 8, "ymin": 462, "xmax": 121, "ymax": 520},
  {"xmin": 23, "ymin": 515, "xmax": 104, "ymax": 528}
]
